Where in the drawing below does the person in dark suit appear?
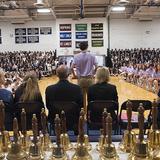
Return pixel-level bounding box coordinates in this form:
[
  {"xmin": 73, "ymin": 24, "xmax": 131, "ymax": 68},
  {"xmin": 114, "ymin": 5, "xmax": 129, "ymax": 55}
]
[
  {"xmin": 45, "ymin": 65, "xmax": 83, "ymax": 133},
  {"xmin": 88, "ymin": 67, "xmax": 118, "ymax": 103},
  {"xmin": 87, "ymin": 67, "xmax": 118, "ymax": 128}
]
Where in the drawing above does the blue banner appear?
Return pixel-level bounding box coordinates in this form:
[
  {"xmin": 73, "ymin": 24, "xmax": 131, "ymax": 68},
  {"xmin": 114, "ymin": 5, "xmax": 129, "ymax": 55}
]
[
  {"xmin": 76, "ymin": 32, "xmax": 87, "ymax": 39},
  {"xmin": 60, "ymin": 32, "xmax": 72, "ymax": 39}
]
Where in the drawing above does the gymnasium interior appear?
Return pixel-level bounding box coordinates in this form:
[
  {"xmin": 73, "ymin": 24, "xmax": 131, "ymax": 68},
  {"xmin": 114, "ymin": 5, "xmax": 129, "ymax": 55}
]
[{"xmin": 0, "ymin": 0, "xmax": 160, "ymax": 159}]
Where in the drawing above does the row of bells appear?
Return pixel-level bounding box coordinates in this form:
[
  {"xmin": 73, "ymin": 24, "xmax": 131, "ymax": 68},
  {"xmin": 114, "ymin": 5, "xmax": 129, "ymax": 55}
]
[{"xmin": 0, "ymin": 99, "xmax": 160, "ymax": 160}]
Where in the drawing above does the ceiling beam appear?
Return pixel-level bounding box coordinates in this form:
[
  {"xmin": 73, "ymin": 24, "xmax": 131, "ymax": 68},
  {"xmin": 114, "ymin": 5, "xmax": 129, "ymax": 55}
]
[{"xmin": 106, "ymin": 0, "xmax": 116, "ymax": 17}]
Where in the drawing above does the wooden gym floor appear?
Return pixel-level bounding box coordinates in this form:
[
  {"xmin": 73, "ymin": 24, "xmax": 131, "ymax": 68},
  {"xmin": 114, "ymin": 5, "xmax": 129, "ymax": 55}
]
[{"xmin": 38, "ymin": 76, "xmax": 157, "ymax": 107}]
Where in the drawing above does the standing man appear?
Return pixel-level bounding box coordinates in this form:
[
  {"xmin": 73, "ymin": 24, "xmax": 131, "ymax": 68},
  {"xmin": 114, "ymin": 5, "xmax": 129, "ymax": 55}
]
[{"xmin": 72, "ymin": 41, "xmax": 98, "ymax": 114}]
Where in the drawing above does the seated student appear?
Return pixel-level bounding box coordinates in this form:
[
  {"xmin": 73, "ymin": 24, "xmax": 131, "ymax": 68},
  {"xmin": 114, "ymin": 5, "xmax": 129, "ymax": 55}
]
[
  {"xmin": 88, "ymin": 67, "xmax": 118, "ymax": 103},
  {"xmin": 14, "ymin": 73, "xmax": 44, "ymax": 130},
  {"xmin": 0, "ymin": 71, "xmax": 14, "ymax": 130},
  {"xmin": 45, "ymin": 65, "xmax": 83, "ymax": 132}
]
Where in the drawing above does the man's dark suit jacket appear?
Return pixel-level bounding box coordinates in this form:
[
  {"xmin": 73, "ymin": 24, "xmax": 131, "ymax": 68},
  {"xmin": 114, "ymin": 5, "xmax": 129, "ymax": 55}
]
[
  {"xmin": 88, "ymin": 82, "xmax": 118, "ymax": 102},
  {"xmin": 45, "ymin": 79, "xmax": 83, "ymax": 127}
]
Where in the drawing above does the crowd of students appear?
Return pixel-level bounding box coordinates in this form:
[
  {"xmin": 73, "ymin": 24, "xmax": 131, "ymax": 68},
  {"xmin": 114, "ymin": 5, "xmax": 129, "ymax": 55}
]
[
  {"xmin": 0, "ymin": 48, "xmax": 159, "ymax": 96},
  {"xmin": 0, "ymin": 50, "xmax": 57, "ymax": 93},
  {"xmin": 111, "ymin": 48, "xmax": 160, "ymax": 93}
]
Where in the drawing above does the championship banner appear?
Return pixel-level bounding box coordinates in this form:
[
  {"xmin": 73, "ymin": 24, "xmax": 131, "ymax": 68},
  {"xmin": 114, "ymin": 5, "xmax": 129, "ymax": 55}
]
[
  {"xmin": 91, "ymin": 23, "xmax": 103, "ymax": 30},
  {"xmin": 60, "ymin": 41, "xmax": 72, "ymax": 47},
  {"xmin": 91, "ymin": 32, "xmax": 103, "ymax": 39},
  {"xmin": 28, "ymin": 36, "xmax": 39, "ymax": 43},
  {"xmin": 60, "ymin": 32, "xmax": 72, "ymax": 39},
  {"xmin": 59, "ymin": 24, "xmax": 71, "ymax": 31},
  {"xmin": 75, "ymin": 32, "xmax": 87, "ymax": 39},
  {"xmin": 15, "ymin": 28, "xmax": 26, "ymax": 35},
  {"xmin": 15, "ymin": 36, "xmax": 27, "ymax": 44},
  {"xmin": 75, "ymin": 41, "xmax": 88, "ymax": 48},
  {"xmin": 27, "ymin": 28, "xmax": 39, "ymax": 35},
  {"xmin": 92, "ymin": 40, "xmax": 104, "ymax": 47},
  {"xmin": 75, "ymin": 24, "xmax": 87, "ymax": 31},
  {"xmin": 40, "ymin": 27, "xmax": 52, "ymax": 35}
]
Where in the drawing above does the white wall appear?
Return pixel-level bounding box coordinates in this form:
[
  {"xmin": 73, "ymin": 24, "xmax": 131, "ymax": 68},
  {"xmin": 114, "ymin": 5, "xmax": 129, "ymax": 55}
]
[
  {"xmin": 110, "ymin": 19, "xmax": 160, "ymax": 49},
  {"xmin": 0, "ymin": 20, "xmax": 57, "ymax": 52},
  {"xmin": 0, "ymin": 18, "xmax": 160, "ymax": 54},
  {"xmin": 56, "ymin": 18, "xmax": 107, "ymax": 55}
]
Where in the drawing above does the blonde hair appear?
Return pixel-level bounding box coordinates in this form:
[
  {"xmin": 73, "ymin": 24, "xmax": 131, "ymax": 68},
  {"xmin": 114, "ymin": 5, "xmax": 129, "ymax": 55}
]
[
  {"xmin": 20, "ymin": 74, "xmax": 40, "ymax": 102},
  {"xmin": 0, "ymin": 71, "xmax": 5, "ymax": 86},
  {"xmin": 95, "ymin": 67, "xmax": 110, "ymax": 83}
]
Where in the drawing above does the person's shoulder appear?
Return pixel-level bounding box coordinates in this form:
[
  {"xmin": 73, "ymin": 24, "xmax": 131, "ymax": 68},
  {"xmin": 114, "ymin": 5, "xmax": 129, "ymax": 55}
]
[
  {"xmin": 88, "ymin": 52, "xmax": 96, "ymax": 59},
  {"xmin": 1, "ymin": 88, "xmax": 12, "ymax": 94},
  {"xmin": 107, "ymin": 83, "xmax": 117, "ymax": 89},
  {"xmin": 88, "ymin": 83, "xmax": 98, "ymax": 90},
  {"xmin": 68, "ymin": 81, "xmax": 80, "ymax": 88},
  {"xmin": 74, "ymin": 52, "xmax": 83, "ymax": 58},
  {"xmin": 46, "ymin": 84, "xmax": 56, "ymax": 92}
]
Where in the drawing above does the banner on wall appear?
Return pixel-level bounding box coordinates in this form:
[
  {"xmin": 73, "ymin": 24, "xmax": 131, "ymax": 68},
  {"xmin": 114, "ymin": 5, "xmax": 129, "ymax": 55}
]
[
  {"xmin": 75, "ymin": 24, "xmax": 87, "ymax": 31},
  {"xmin": 75, "ymin": 32, "xmax": 87, "ymax": 39},
  {"xmin": 91, "ymin": 23, "xmax": 103, "ymax": 30},
  {"xmin": 28, "ymin": 36, "xmax": 39, "ymax": 43},
  {"xmin": 15, "ymin": 28, "xmax": 26, "ymax": 35},
  {"xmin": 59, "ymin": 24, "xmax": 71, "ymax": 31},
  {"xmin": 15, "ymin": 36, "xmax": 27, "ymax": 44},
  {"xmin": 91, "ymin": 32, "xmax": 103, "ymax": 39},
  {"xmin": 92, "ymin": 40, "xmax": 103, "ymax": 47},
  {"xmin": 60, "ymin": 41, "xmax": 72, "ymax": 47},
  {"xmin": 75, "ymin": 41, "xmax": 88, "ymax": 48},
  {"xmin": 60, "ymin": 32, "xmax": 72, "ymax": 39},
  {"xmin": 40, "ymin": 27, "xmax": 52, "ymax": 35},
  {"xmin": 27, "ymin": 28, "xmax": 39, "ymax": 35}
]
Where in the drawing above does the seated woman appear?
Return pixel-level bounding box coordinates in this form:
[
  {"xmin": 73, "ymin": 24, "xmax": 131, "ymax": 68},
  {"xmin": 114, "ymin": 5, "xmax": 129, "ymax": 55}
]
[
  {"xmin": 87, "ymin": 67, "xmax": 118, "ymax": 128},
  {"xmin": 0, "ymin": 71, "xmax": 14, "ymax": 130},
  {"xmin": 88, "ymin": 67, "xmax": 118, "ymax": 103},
  {"xmin": 14, "ymin": 73, "xmax": 44, "ymax": 130}
]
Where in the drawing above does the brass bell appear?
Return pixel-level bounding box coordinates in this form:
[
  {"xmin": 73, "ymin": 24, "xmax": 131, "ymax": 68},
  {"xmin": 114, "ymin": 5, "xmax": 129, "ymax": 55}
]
[
  {"xmin": 149, "ymin": 100, "xmax": 160, "ymax": 159},
  {"xmin": 51, "ymin": 114, "xmax": 68, "ymax": 160},
  {"xmin": 0, "ymin": 101, "xmax": 8, "ymax": 159},
  {"xmin": 40, "ymin": 108, "xmax": 53, "ymax": 152},
  {"xmin": 96, "ymin": 108, "xmax": 108, "ymax": 151},
  {"xmin": 72, "ymin": 116, "xmax": 92, "ymax": 160},
  {"xmin": 128, "ymin": 104, "xmax": 151, "ymax": 160},
  {"xmin": 119, "ymin": 100, "xmax": 136, "ymax": 153},
  {"xmin": 75, "ymin": 108, "xmax": 92, "ymax": 151},
  {"xmin": 99, "ymin": 113, "xmax": 119, "ymax": 160},
  {"xmin": 148, "ymin": 100, "xmax": 160, "ymax": 151},
  {"xmin": 29, "ymin": 114, "xmax": 43, "ymax": 160},
  {"xmin": 6, "ymin": 118, "xmax": 28, "ymax": 160},
  {"xmin": 60, "ymin": 110, "xmax": 73, "ymax": 151},
  {"xmin": 20, "ymin": 108, "xmax": 30, "ymax": 152},
  {"xmin": 0, "ymin": 100, "xmax": 10, "ymax": 156}
]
